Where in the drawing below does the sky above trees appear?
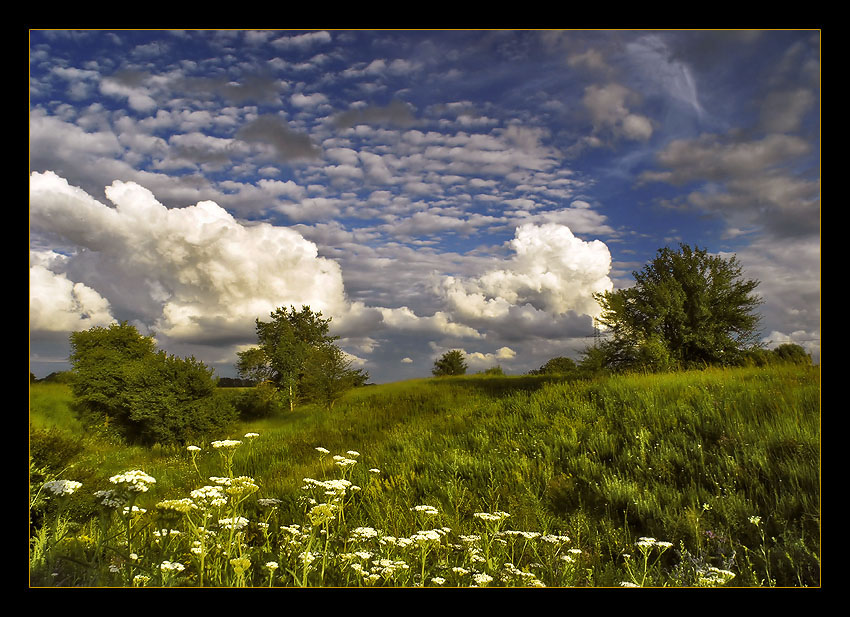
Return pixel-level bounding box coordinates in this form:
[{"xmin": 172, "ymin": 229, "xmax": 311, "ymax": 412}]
[{"xmin": 29, "ymin": 29, "xmax": 820, "ymax": 382}]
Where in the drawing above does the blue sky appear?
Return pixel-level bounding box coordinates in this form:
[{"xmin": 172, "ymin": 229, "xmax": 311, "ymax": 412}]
[{"xmin": 29, "ymin": 29, "xmax": 821, "ymax": 382}]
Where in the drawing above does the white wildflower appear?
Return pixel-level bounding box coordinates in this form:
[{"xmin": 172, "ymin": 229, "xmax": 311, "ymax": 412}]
[{"xmin": 43, "ymin": 479, "xmax": 83, "ymax": 496}]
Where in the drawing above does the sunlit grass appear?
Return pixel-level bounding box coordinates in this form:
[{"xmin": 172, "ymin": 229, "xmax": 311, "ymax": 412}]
[{"xmin": 29, "ymin": 364, "xmax": 820, "ymax": 587}]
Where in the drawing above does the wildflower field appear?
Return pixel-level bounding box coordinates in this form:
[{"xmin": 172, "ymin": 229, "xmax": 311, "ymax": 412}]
[{"xmin": 29, "ymin": 364, "xmax": 820, "ymax": 588}]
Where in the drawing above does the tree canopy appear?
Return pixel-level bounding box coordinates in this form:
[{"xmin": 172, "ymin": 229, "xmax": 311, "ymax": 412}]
[
  {"xmin": 237, "ymin": 305, "xmax": 367, "ymax": 411},
  {"xmin": 528, "ymin": 356, "xmax": 577, "ymax": 376},
  {"xmin": 590, "ymin": 244, "xmax": 763, "ymax": 371},
  {"xmin": 432, "ymin": 350, "xmax": 468, "ymax": 377}
]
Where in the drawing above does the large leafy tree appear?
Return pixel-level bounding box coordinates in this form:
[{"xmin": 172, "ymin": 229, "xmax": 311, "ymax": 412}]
[{"xmin": 592, "ymin": 244, "xmax": 763, "ymax": 370}]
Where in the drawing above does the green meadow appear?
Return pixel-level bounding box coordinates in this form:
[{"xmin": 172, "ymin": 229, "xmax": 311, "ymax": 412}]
[{"xmin": 29, "ymin": 364, "xmax": 820, "ymax": 588}]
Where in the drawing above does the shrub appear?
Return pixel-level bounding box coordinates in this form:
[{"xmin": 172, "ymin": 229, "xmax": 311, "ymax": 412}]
[{"xmin": 69, "ymin": 322, "xmax": 237, "ymax": 446}]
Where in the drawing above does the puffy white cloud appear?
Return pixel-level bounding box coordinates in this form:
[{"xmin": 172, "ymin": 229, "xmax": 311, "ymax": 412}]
[
  {"xmin": 441, "ymin": 223, "xmax": 613, "ymax": 327},
  {"xmin": 29, "ymin": 171, "xmax": 354, "ymax": 345},
  {"xmin": 463, "ymin": 346, "xmax": 516, "ymax": 370},
  {"xmin": 30, "ymin": 263, "xmax": 115, "ymax": 333},
  {"xmin": 378, "ymin": 306, "xmax": 482, "ymax": 339}
]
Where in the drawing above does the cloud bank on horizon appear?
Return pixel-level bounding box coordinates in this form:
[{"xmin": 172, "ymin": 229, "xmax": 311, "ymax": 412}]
[{"xmin": 29, "ymin": 29, "xmax": 820, "ymax": 382}]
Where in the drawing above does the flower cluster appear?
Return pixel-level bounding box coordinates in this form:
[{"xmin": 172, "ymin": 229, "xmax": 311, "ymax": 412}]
[
  {"xmin": 43, "ymin": 479, "xmax": 83, "ymax": 496},
  {"xmin": 211, "ymin": 440, "xmax": 242, "ymax": 449},
  {"xmin": 109, "ymin": 470, "xmax": 156, "ymax": 493}
]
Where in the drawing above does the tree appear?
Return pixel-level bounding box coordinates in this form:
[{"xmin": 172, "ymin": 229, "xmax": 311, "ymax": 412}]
[
  {"xmin": 432, "ymin": 350, "xmax": 468, "ymax": 377},
  {"xmin": 236, "ymin": 305, "xmax": 367, "ymax": 411},
  {"xmin": 237, "ymin": 306, "xmax": 337, "ymax": 411},
  {"xmin": 69, "ymin": 322, "xmax": 236, "ymax": 445},
  {"xmin": 529, "ymin": 356, "xmax": 577, "ymax": 376},
  {"xmin": 771, "ymin": 343, "xmax": 812, "ymax": 365},
  {"xmin": 591, "ymin": 244, "xmax": 763, "ymax": 371},
  {"xmin": 300, "ymin": 343, "xmax": 369, "ymax": 410}
]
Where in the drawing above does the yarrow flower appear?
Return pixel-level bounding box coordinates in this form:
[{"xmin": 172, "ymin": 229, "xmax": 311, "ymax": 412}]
[
  {"xmin": 244, "ymin": 432, "xmax": 260, "ymax": 439},
  {"xmin": 315, "ymin": 447, "xmax": 330, "ymax": 455},
  {"xmin": 224, "ymin": 476, "xmax": 259, "ymax": 497},
  {"xmin": 186, "ymin": 445, "xmax": 201, "ymax": 452},
  {"xmin": 211, "ymin": 439, "xmax": 242, "ymax": 449},
  {"xmin": 160, "ymin": 560, "xmax": 186, "ymax": 573},
  {"xmin": 109, "ymin": 470, "xmax": 156, "ymax": 493},
  {"xmin": 218, "ymin": 516, "xmax": 250, "ymax": 531},
  {"xmin": 749, "ymin": 515, "xmax": 762, "ymax": 526},
  {"xmin": 230, "ymin": 557, "xmax": 251, "ymax": 575},
  {"xmin": 473, "ymin": 511, "xmax": 511, "ymax": 523},
  {"xmin": 333, "ymin": 455, "xmax": 357, "ymax": 468},
  {"xmin": 156, "ymin": 498, "xmax": 197, "ymax": 514},
  {"xmin": 697, "ymin": 567, "xmax": 737, "ymax": 587},
  {"xmin": 191, "ymin": 485, "xmax": 228, "ymax": 508},
  {"xmin": 43, "ymin": 479, "xmax": 82, "ymax": 496},
  {"xmin": 352, "ymin": 526, "xmax": 379, "ymax": 540}
]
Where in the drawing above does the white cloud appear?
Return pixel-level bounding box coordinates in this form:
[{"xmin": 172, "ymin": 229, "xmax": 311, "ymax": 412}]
[
  {"xmin": 441, "ymin": 223, "xmax": 613, "ymax": 324},
  {"xmin": 30, "ymin": 263, "xmax": 115, "ymax": 333},
  {"xmin": 29, "ymin": 171, "xmax": 354, "ymax": 345}
]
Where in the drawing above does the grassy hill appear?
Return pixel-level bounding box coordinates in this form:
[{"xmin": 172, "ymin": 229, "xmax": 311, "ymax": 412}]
[{"xmin": 29, "ymin": 364, "xmax": 820, "ymax": 587}]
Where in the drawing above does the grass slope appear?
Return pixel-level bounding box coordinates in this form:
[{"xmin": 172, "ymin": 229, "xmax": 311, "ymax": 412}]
[{"xmin": 29, "ymin": 365, "xmax": 820, "ymax": 587}]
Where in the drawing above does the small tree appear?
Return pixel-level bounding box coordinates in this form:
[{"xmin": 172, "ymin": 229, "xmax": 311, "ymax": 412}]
[
  {"xmin": 432, "ymin": 350, "xmax": 468, "ymax": 377},
  {"xmin": 237, "ymin": 306, "xmax": 337, "ymax": 411}
]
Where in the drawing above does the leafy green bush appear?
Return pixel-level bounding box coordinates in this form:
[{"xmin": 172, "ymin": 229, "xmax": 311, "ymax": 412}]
[{"xmin": 69, "ymin": 322, "xmax": 238, "ymax": 446}]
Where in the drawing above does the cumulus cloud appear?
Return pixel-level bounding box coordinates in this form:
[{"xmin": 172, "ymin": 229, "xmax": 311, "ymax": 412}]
[
  {"xmin": 463, "ymin": 346, "xmax": 516, "ymax": 370},
  {"xmin": 29, "ymin": 171, "xmax": 353, "ymax": 345},
  {"xmin": 440, "ymin": 223, "xmax": 613, "ymax": 333},
  {"xmin": 30, "ymin": 263, "xmax": 114, "ymax": 333}
]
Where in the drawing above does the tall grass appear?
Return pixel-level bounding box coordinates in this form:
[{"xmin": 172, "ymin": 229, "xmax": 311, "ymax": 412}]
[{"xmin": 29, "ymin": 364, "xmax": 820, "ymax": 587}]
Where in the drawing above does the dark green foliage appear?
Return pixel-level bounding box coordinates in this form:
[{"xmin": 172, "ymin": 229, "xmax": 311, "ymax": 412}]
[
  {"xmin": 233, "ymin": 381, "xmax": 287, "ymax": 418},
  {"xmin": 432, "ymin": 349, "xmax": 468, "ymax": 376},
  {"xmin": 591, "ymin": 244, "xmax": 763, "ymax": 371},
  {"xmin": 217, "ymin": 376, "xmax": 257, "ymax": 388},
  {"xmin": 480, "ymin": 365, "xmax": 505, "ymax": 376},
  {"xmin": 300, "ymin": 343, "xmax": 369, "ymax": 410},
  {"xmin": 68, "ymin": 322, "xmax": 237, "ymax": 446},
  {"xmin": 737, "ymin": 343, "xmax": 812, "ymax": 367},
  {"xmin": 529, "ymin": 356, "xmax": 577, "ymax": 375},
  {"xmin": 770, "ymin": 343, "xmax": 812, "ymax": 365},
  {"xmin": 237, "ymin": 305, "xmax": 344, "ymax": 411}
]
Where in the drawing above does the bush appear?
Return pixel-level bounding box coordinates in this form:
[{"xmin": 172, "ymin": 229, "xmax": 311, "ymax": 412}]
[{"xmin": 69, "ymin": 322, "xmax": 237, "ymax": 446}]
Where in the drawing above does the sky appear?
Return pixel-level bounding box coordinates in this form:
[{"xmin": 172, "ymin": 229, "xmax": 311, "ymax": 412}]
[{"xmin": 29, "ymin": 29, "xmax": 821, "ymax": 383}]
